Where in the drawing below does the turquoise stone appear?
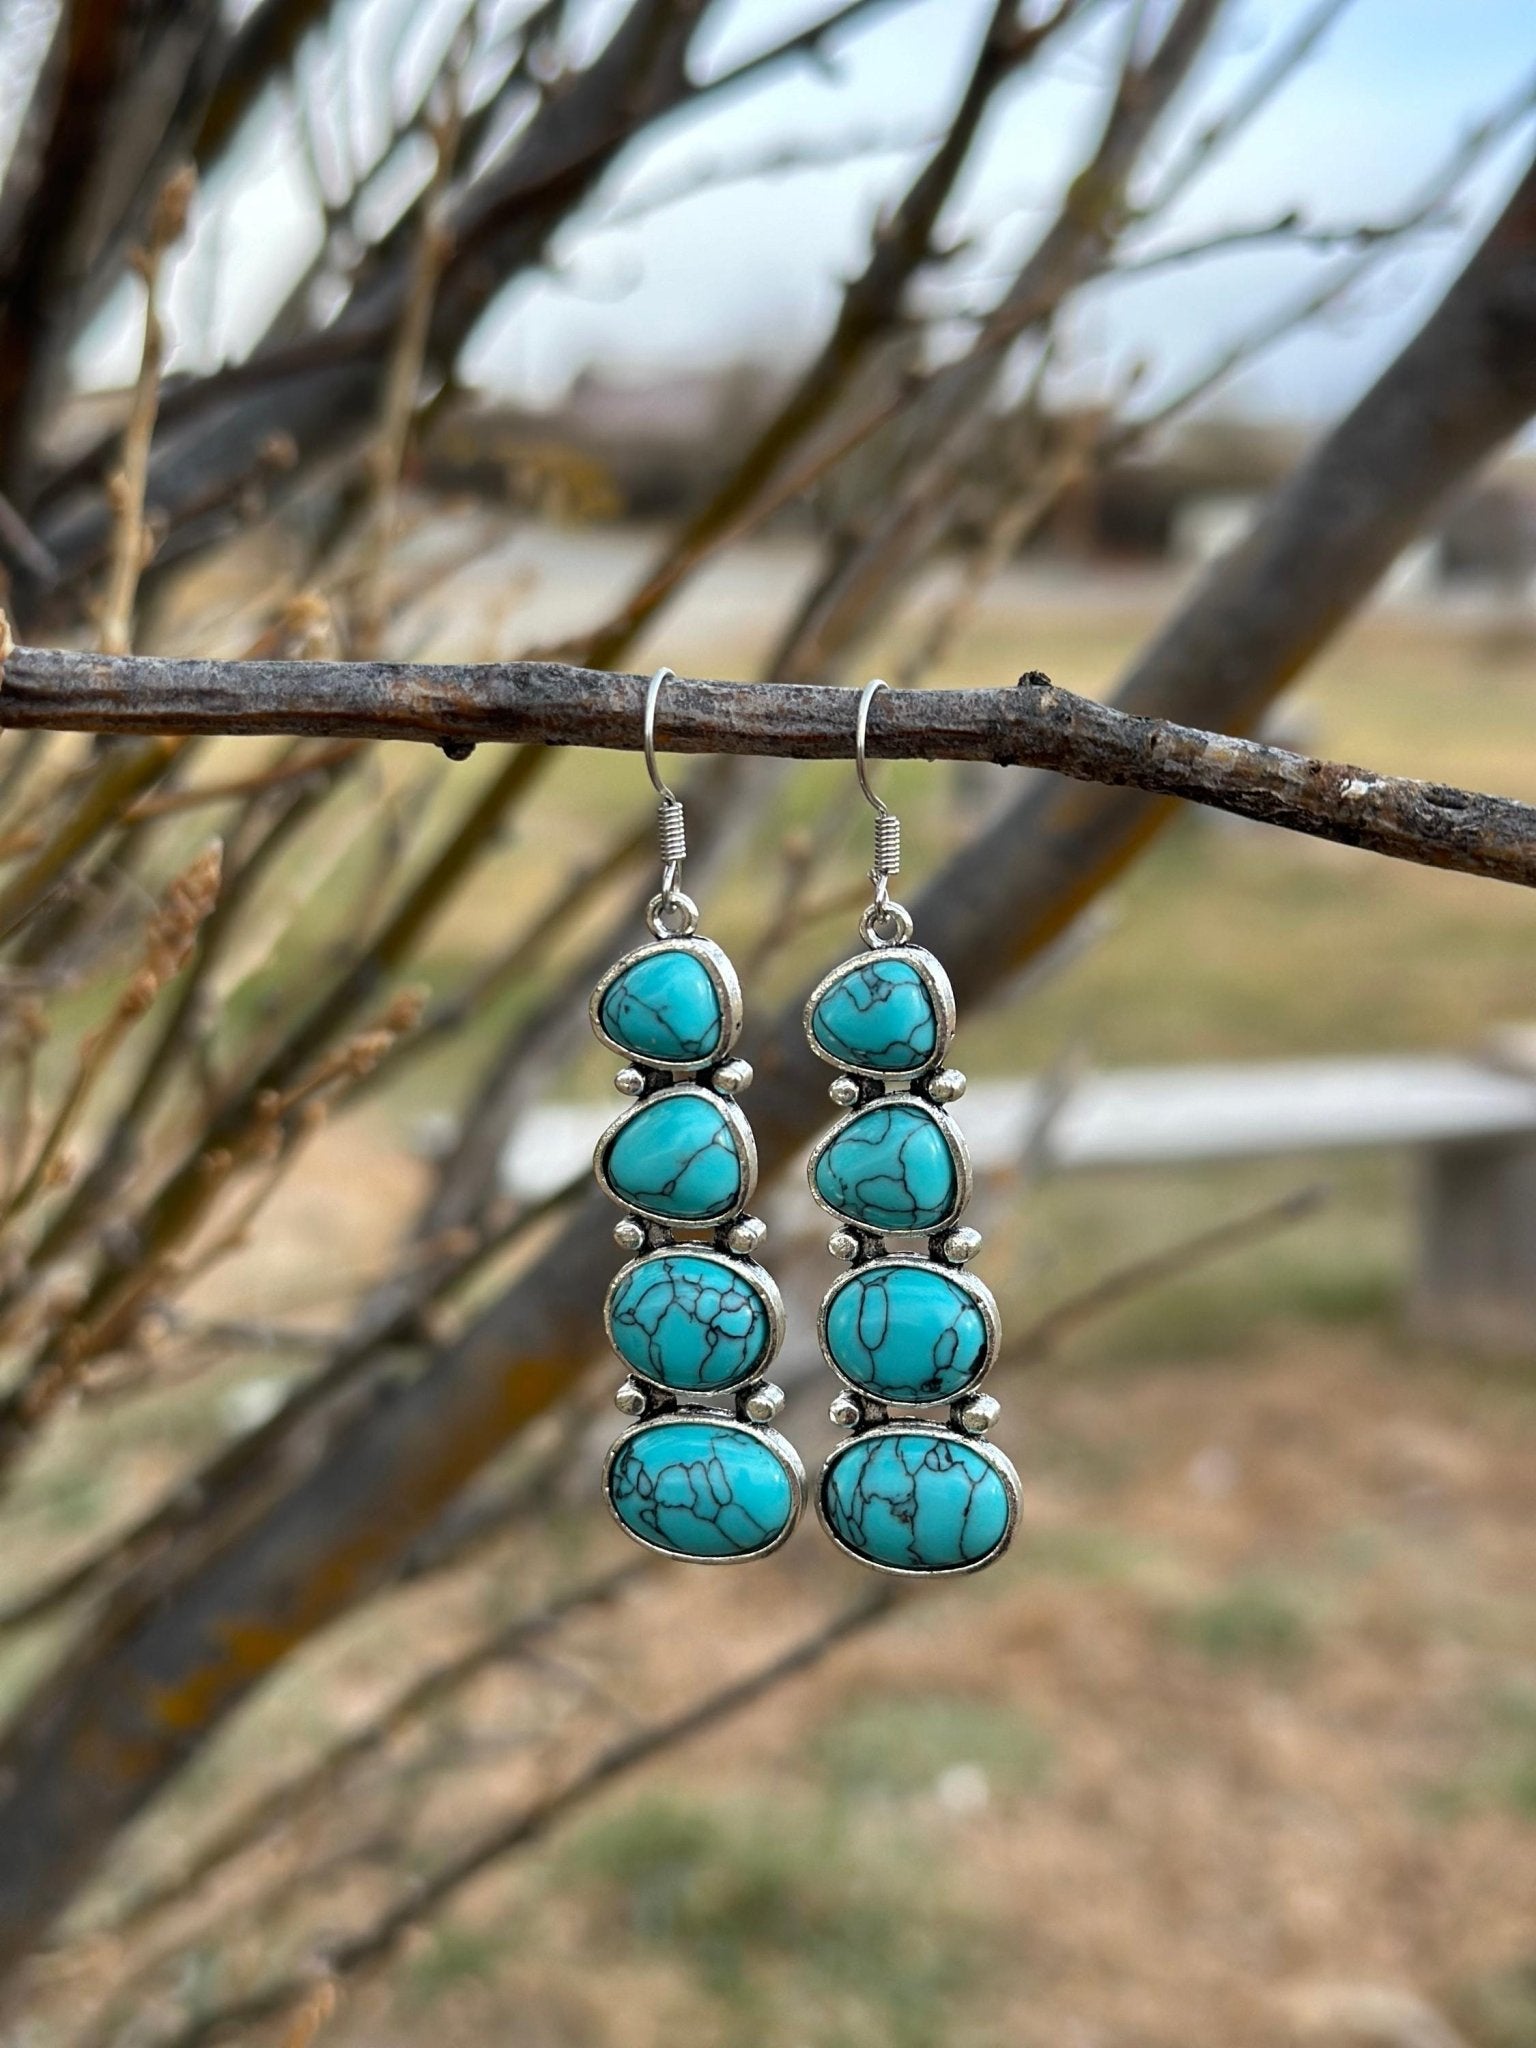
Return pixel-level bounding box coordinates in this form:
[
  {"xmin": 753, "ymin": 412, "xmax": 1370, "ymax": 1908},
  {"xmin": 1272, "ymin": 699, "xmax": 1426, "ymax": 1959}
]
[
  {"xmin": 821, "ymin": 1430, "xmax": 1014, "ymax": 1573},
  {"xmin": 598, "ymin": 946, "xmax": 726, "ymax": 1066},
  {"xmin": 811, "ymin": 1101, "xmax": 960, "ymax": 1233},
  {"xmin": 809, "ymin": 956, "xmax": 940, "ymax": 1074},
  {"xmin": 608, "ymin": 1419, "xmax": 796, "ymax": 1560},
  {"xmin": 608, "ymin": 1252, "xmax": 774, "ymax": 1392},
  {"xmin": 824, "ymin": 1263, "xmax": 990, "ymax": 1404},
  {"xmin": 602, "ymin": 1091, "xmax": 748, "ymax": 1223}
]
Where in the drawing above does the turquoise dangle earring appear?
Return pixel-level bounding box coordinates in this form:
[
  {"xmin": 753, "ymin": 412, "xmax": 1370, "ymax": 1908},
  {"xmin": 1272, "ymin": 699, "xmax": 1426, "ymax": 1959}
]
[
  {"xmin": 805, "ymin": 679, "xmax": 1019, "ymax": 1575},
  {"xmin": 592, "ymin": 668, "xmax": 803, "ymax": 1563}
]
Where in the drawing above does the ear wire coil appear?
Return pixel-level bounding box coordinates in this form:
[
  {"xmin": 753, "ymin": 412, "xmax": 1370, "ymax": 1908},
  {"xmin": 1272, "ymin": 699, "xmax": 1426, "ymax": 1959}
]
[
  {"xmin": 657, "ymin": 797, "xmax": 687, "ymax": 867},
  {"xmin": 872, "ymin": 810, "xmax": 900, "ymax": 879}
]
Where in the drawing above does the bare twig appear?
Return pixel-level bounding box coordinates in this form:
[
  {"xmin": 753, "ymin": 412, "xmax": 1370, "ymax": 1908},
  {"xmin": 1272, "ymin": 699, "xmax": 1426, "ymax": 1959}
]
[
  {"xmin": 1012, "ymin": 1183, "xmax": 1330, "ymax": 1360},
  {"xmin": 104, "ymin": 1560, "xmax": 649, "ymax": 1940},
  {"xmin": 574, "ymin": 0, "xmax": 1077, "ymax": 668},
  {"xmin": 121, "ymin": 742, "xmax": 363, "ymax": 822},
  {"xmin": 0, "ymin": 990, "xmax": 423, "ymax": 1472},
  {"xmin": 1109, "ymin": 203, "xmax": 1458, "ymax": 277},
  {"xmin": 0, "ymin": 843, "xmax": 222, "ymax": 1230},
  {"xmin": 98, "ymin": 168, "xmax": 196, "ymax": 657},
  {"xmin": 352, "ymin": 58, "xmax": 465, "ymax": 656},
  {"xmin": 1140, "ymin": 0, "xmax": 1356, "ymax": 214},
  {"xmin": 148, "ymin": 1590, "xmax": 896, "ymax": 2048},
  {"xmin": 0, "ymin": 1171, "xmax": 587, "ymax": 1638}
]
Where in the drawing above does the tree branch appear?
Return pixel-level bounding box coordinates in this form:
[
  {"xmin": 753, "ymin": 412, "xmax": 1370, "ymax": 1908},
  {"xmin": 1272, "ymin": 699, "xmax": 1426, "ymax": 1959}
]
[
  {"xmin": 4, "ymin": 649, "xmax": 1536, "ymax": 890},
  {"xmin": 149, "ymin": 1589, "xmax": 896, "ymax": 2048}
]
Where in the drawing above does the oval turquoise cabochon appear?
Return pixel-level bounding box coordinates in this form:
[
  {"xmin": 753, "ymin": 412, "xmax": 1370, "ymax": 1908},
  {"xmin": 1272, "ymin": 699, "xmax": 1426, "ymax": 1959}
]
[
  {"xmin": 808, "ymin": 954, "xmax": 941, "ymax": 1074},
  {"xmin": 820, "ymin": 1429, "xmax": 1015, "ymax": 1573},
  {"xmin": 601, "ymin": 1090, "xmax": 750, "ymax": 1224},
  {"xmin": 823, "ymin": 1262, "xmax": 992, "ymax": 1404},
  {"xmin": 811, "ymin": 1099, "xmax": 962, "ymax": 1234},
  {"xmin": 607, "ymin": 1251, "xmax": 776, "ymax": 1393},
  {"xmin": 597, "ymin": 945, "xmax": 727, "ymax": 1066},
  {"xmin": 607, "ymin": 1419, "xmax": 798, "ymax": 1560}
]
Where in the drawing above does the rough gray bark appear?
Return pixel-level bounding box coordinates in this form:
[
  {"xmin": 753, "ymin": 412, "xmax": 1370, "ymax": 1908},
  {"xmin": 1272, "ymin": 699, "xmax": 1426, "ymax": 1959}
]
[{"xmin": 6, "ymin": 652, "xmax": 1536, "ymax": 890}]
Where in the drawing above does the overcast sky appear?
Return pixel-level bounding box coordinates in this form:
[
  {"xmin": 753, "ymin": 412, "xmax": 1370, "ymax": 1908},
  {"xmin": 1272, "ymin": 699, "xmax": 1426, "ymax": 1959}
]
[{"xmin": 118, "ymin": 0, "xmax": 1536, "ymax": 426}]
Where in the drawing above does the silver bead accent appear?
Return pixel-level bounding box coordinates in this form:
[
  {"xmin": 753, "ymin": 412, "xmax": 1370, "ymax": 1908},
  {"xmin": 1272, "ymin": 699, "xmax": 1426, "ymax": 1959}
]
[
  {"xmin": 614, "ymin": 1378, "xmax": 648, "ymax": 1417},
  {"xmin": 710, "ymin": 1058, "xmax": 753, "ymax": 1096},
  {"xmin": 956, "ymin": 1393, "xmax": 1000, "ymax": 1437},
  {"xmin": 613, "ymin": 1066, "xmax": 645, "ymax": 1097},
  {"xmin": 828, "ymin": 1074, "xmax": 860, "ymax": 1109},
  {"xmin": 742, "ymin": 1381, "xmax": 785, "ymax": 1424},
  {"xmin": 827, "ymin": 1229, "xmax": 860, "ymax": 1262},
  {"xmin": 726, "ymin": 1215, "xmax": 766, "ymax": 1256},
  {"xmin": 942, "ymin": 1226, "xmax": 982, "ymax": 1264},
  {"xmin": 928, "ymin": 1067, "xmax": 967, "ymax": 1104},
  {"xmin": 829, "ymin": 1391, "xmax": 864, "ymax": 1428},
  {"xmin": 613, "ymin": 1217, "xmax": 647, "ymax": 1253}
]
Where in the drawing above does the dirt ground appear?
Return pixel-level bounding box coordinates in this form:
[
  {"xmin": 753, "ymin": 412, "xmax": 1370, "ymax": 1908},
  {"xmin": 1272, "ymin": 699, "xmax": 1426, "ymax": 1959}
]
[{"xmin": 264, "ymin": 1328, "xmax": 1534, "ymax": 2048}]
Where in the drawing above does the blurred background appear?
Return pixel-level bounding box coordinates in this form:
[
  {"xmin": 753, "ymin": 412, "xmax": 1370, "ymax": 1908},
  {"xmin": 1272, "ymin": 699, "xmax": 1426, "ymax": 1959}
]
[{"xmin": 2, "ymin": 1, "xmax": 1536, "ymax": 2043}]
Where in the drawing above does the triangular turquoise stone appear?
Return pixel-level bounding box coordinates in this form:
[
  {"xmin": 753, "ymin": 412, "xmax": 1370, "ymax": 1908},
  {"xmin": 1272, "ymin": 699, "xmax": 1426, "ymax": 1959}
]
[
  {"xmin": 600, "ymin": 948, "xmax": 725, "ymax": 1065},
  {"xmin": 811, "ymin": 1100, "xmax": 959, "ymax": 1232},
  {"xmin": 809, "ymin": 956, "xmax": 939, "ymax": 1073}
]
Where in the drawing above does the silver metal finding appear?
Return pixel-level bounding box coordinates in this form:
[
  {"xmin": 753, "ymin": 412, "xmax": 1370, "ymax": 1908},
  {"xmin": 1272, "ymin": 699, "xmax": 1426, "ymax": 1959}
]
[
  {"xmin": 854, "ymin": 678, "xmax": 913, "ymax": 947},
  {"xmin": 642, "ymin": 665, "xmax": 678, "ymax": 803},
  {"xmin": 855, "ymin": 679, "xmax": 898, "ymax": 879},
  {"xmin": 642, "ymin": 666, "xmax": 695, "ymax": 936}
]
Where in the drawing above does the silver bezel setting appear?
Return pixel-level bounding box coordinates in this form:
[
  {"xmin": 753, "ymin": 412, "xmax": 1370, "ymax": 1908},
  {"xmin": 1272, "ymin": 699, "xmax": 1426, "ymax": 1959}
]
[
  {"xmin": 603, "ymin": 1412, "xmax": 806, "ymax": 1565},
  {"xmin": 806, "ymin": 1092, "xmax": 971, "ymax": 1237},
  {"xmin": 817, "ymin": 1255, "xmax": 999, "ymax": 1408},
  {"xmin": 802, "ymin": 943, "xmax": 956, "ymax": 1080},
  {"xmin": 603, "ymin": 1245, "xmax": 785, "ymax": 1396},
  {"xmin": 589, "ymin": 935, "xmax": 744, "ymax": 1073},
  {"xmin": 594, "ymin": 1083, "xmax": 759, "ymax": 1227},
  {"xmin": 816, "ymin": 1423, "xmax": 1020, "ymax": 1579}
]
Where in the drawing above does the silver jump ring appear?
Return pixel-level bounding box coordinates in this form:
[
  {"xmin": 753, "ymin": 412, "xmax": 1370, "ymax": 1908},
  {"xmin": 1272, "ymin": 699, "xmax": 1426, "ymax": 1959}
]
[
  {"xmin": 647, "ymin": 888, "xmax": 699, "ymax": 939},
  {"xmin": 643, "ymin": 666, "xmax": 677, "ymax": 803},
  {"xmin": 860, "ymin": 900, "xmax": 914, "ymax": 948}
]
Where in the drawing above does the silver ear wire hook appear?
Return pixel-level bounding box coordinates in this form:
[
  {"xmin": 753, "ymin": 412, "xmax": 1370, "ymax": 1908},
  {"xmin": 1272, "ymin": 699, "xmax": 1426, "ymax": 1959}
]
[
  {"xmin": 643, "ymin": 665, "xmax": 678, "ymax": 805},
  {"xmin": 853, "ymin": 678, "xmax": 912, "ymax": 948},
  {"xmin": 641, "ymin": 666, "xmax": 698, "ymax": 938},
  {"xmin": 854, "ymin": 677, "xmax": 888, "ymax": 821}
]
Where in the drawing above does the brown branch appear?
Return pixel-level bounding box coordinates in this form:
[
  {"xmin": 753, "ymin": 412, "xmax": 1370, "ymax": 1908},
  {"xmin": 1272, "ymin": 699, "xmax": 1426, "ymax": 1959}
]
[
  {"xmin": 0, "ymin": 841, "xmax": 221, "ymax": 1231},
  {"xmin": 5, "ymin": 652, "xmax": 1536, "ymax": 890},
  {"xmin": 350, "ymin": 58, "xmax": 464, "ymax": 658},
  {"xmin": 1012, "ymin": 1183, "xmax": 1330, "ymax": 1361},
  {"xmin": 25, "ymin": 0, "xmax": 909, "ymax": 612},
  {"xmin": 576, "ymin": 0, "xmax": 1077, "ymax": 668},
  {"xmin": 0, "ymin": 734, "xmax": 184, "ymax": 944},
  {"xmin": 1139, "ymin": 0, "xmax": 1354, "ymax": 212},
  {"xmin": 761, "ymin": 0, "xmax": 1227, "ymax": 683},
  {"xmin": 0, "ymin": 1171, "xmax": 586, "ymax": 1639},
  {"xmin": 121, "ymin": 741, "xmax": 363, "ymax": 821},
  {"xmin": 104, "ymin": 1560, "xmax": 649, "ymax": 1941},
  {"xmin": 97, "ymin": 168, "xmax": 196, "ymax": 657},
  {"xmin": 148, "ymin": 1590, "xmax": 895, "ymax": 2048}
]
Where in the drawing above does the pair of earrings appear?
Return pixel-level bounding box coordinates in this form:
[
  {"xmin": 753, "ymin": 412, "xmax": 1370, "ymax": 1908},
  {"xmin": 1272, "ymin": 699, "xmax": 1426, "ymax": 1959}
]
[{"xmin": 589, "ymin": 671, "xmax": 1019, "ymax": 1578}]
